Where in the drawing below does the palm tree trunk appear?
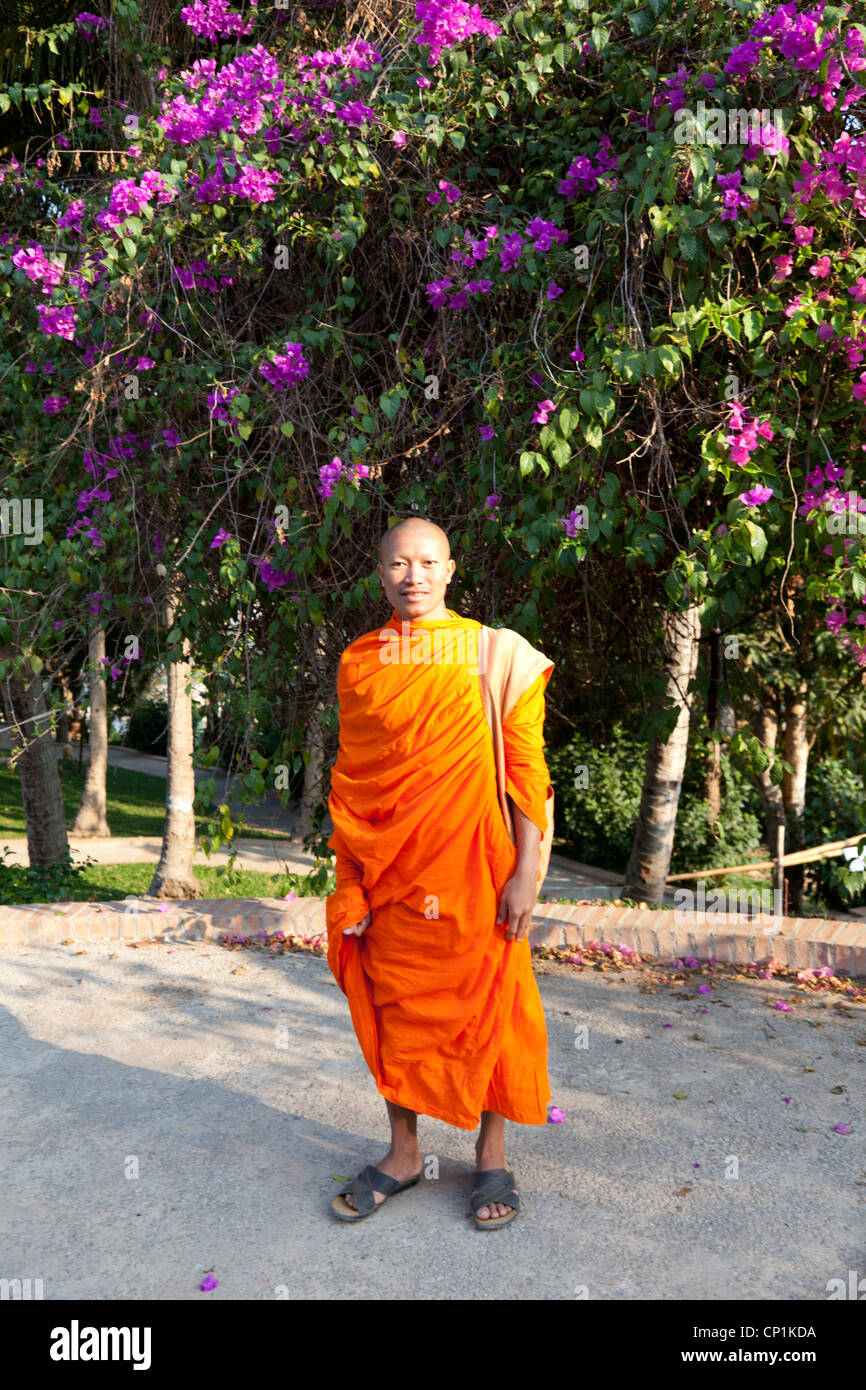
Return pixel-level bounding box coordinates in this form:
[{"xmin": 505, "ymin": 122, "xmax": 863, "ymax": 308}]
[
  {"xmin": 783, "ymin": 679, "xmax": 809, "ymax": 914},
  {"xmin": 705, "ymin": 627, "xmax": 722, "ymax": 827},
  {"xmin": 0, "ymin": 647, "xmax": 68, "ymax": 866},
  {"xmin": 296, "ymin": 700, "xmax": 326, "ymax": 843},
  {"xmin": 751, "ymin": 699, "xmax": 788, "ymax": 857},
  {"xmin": 70, "ymin": 624, "xmax": 111, "ymax": 836},
  {"xmin": 55, "ymin": 667, "xmax": 76, "ymax": 765},
  {"xmin": 623, "ymin": 596, "xmax": 702, "ymax": 902},
  {"xmin": 149, "ymin": 588, "xmax": 201, "ymax": 898}
]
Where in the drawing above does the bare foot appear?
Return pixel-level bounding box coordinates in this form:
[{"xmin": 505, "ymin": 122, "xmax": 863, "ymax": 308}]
[
  {"xmin": 342, "ymin": 1150, "xmax": 423, "ymax": 1211},
  {"xmin": 474, "ymin": 1142, "xmax": 513, "ymax": 1221}
]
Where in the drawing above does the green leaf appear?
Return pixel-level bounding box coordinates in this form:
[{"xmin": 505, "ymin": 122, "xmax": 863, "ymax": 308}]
[
  {"xmin": 448, "ymin": 131, "xmax": 465, "ymax": 151},
  {"xmin": 122, "ymin": 237, "xmax": 137, "ymax": 259},
  {"xmin": 610, "ymin": 349, "xmax": 644, "ymax": 384},
  {"xmin": 628, "ymin": 7, "xmax": 654, "ymax": 36},
  {"xmin": 743, "ymin": 310, "xmax": 763, "ymax": 342},
  {"xmin": 550, "ymin": 438, "xmax": 572, "ymax": 468},
  {"xmin": 379, "ymin": 392, "xmax": 403, "ymax": 421},
  {"xmin": 280, "ymin": 422, "xmax": 294, "ymax": 438},
  {"xmin": 744, "ymin": 520, "xmax": 767, "ymax": 561},
  {"xmin": 582, "ymin": 419, "xmax": 603, "ymax": 450}
]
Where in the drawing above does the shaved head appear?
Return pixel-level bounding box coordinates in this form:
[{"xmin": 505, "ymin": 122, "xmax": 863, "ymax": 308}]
[
  {"xmin": 379, "ymin": 517, "xmax": 451, "ymax": 564},
  {"xmin": 377, "ymin": 517, "xmax": 456, "ymax": 621}
]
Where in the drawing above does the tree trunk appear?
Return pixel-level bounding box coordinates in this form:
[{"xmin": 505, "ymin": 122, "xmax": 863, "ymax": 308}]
[
  {"xmin": 705, "ymin": 627, "xmax": 722, "ymax": 827},
  {"xmin": 149, "ymin": 589, "xmax": 201, "ymax": 898},
  {"xmin": 296, "ymin": 700, "xmax": 326, "ymax": 843},
  {"xmin": 55, "ymin": 668, "xmax": 75, "ymax": 764},
  {"xmin": 783, "ymin": 679, "xmax": 809, "ymax": 914},
  {"xmin": 623, "ymin": 596, "xmax": 702, "ymax": 902},
  {"xmin": 0, "ymin": 648, "xmax": 68, "ymax": 866},
  {"xmin": 751, "ymin": 699, "xmax": 788, "ymax": 858},
  {"xmin": 70, "ymin": 625, "xmax": 111, "ymax": 836}
]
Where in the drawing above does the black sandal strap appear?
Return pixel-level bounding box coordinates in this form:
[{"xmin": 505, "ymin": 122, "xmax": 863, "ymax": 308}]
[
  {"xmin": 347, "ymin": 1165, "xmax": 376, "ymax": 1216},
  {"xmin": 337, "ymin": 1164, "xmax": 409, "ymax": 1216},
  {"xmin": 470, "ymin": 1168, "xmax": 519, "ymax": 1214},
  {"xmin": 366, "ymin": 1164, "xmax": 408, "ymax": 1196}
]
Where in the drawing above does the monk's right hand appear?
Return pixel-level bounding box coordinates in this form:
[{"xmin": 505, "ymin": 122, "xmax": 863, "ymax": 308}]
[{"xmin": 343, "ymin": 911, "xmax": 371, "ymax": 936}]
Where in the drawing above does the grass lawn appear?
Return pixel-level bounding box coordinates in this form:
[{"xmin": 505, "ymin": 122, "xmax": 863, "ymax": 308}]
[
  {"xmin": 0, "ymin": 759, "xmax": 293, "ymax": 841},
  {"xmin": 32, "ymin": 862, "xmax": 328, "ymax": 903}
]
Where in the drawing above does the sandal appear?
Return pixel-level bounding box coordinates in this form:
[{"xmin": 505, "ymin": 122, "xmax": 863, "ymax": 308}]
[
  {"xmin": 331, "ymin": 1164, "xmax": 422, "ymax": 1222},
  {"xmin": 469, "ymin": 1168, "xmax": 520, "ymax": 1230}
]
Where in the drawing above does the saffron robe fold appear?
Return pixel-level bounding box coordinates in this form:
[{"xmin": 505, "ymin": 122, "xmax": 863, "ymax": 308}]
[{"xmin": 325, "ymin": 607, "xmax": 555, "ymax": 1129}]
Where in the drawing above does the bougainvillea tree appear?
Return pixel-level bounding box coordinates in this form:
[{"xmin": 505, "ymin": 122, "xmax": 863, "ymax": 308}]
[{"xmin": 1, "ymin": 0, "xmax": 865, "ymax": 899}]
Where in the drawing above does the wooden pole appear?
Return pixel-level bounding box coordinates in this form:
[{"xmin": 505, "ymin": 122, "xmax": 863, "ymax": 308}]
[
  {"xmin": 773, "ymin": 822, "xmax": 785, "ymax": 903},
  {"xmin": 665, "ymin": 830, "xmax": 866, "ymax": 881}
]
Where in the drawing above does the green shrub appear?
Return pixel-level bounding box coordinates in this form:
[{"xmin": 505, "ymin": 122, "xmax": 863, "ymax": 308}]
[
  {"xmin": 803, "ymin": 758, "xmax": 866, "ymax": 910},
  {"xmin": 548, "ymin": 725, "xmax": 763, "ymax": 873},
  {"xmin": 125, "ymin": 697, "xmax": 169, "ymax": 757},
  {"xmin": 0, "ymin": 847, "xmax": 95, "ymax": 905}
]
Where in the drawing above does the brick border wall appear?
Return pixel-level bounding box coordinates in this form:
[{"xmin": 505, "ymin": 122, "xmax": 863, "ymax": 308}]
[{"xmin": 1, "ymin": 897, "xmax": 864, "ymax": 978}]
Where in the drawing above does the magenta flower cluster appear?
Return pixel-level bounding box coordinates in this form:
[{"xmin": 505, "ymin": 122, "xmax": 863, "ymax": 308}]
[
  {"xmin": 717, "ymin": 170, "xmax": 754, "ymax": 222},
  {"xmin": 259, "ymin": 342, "xmax": 310, "ymax": 390},
  {"xmin": 180, "ymin": 0, "xmax": 258, "ymax": 43},
  {"xmin": 413, "ymin": 0, "xmax": 502, "ymax": 67},
  {"xmin": 317, "ymin": 456, "xmax": 371, "ymax": 499},
  {"xmin": 726, "ymin": 2, "xmax": 866, "ymax": 114},
  {"xmin": 558, "ymin": 135, "xmax": 618, "ymax": 198},
  {"xmin": 725, "ymin": 400, "xmax": 774, "ymax": 465},
  {"xmin": 36, "ymin": 304, "xmax": 76, "ymax": 340},
  {"xmin": 74, "ymin": 11, "xmax": 113, "ymax": 39},
  {"xmin": 12, "ymin": 245, "xmax": 64, "ymax": 294},
  {"xmin": 96, "ymin": 171, "xmax": 177, "ymax": 230}
]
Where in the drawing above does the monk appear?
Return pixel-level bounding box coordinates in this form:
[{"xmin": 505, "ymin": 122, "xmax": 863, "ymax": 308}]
[{"xmin": 325, "ymin": 517, "xmax": 555, "ymax": 1228}]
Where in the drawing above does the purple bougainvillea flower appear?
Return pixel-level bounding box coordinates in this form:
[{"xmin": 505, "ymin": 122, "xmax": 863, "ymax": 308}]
[
  {"xmin": 697, "ymin": 984, "xmax": 711, "ymax": 994},
  {"xmin": 773, "ymin": 1000, "xmax": 793, "ymax": 1011},
  {"xmin": 210, "ymin": 528, "xmax": 231, "ymax": 549},
  {"xmin": 782, "ymin": 1096, "xmax": 792, "ymax": 1103},
  {"xmin": 834, "ymin": 1123, "xmax": 853, "ymax": 1135},
  {"xmin": 532, "ymin": 398, "xmax": 555, "ymax": 424},
  {"xmin": 200, "ymin": 1273, "xmax": 218, "ymax": 1291},
  {"xmin": 546, "ymin": 282, "xmax": 564, "ymax": 300},
  {"xmin": 547, "ymin": 1106, "xmax": 565, "ymax": 1123},
  {"xmin": 662, "ymin": 1023, "xmax": 673, "ymax": 1028},
  {"xmin": 478, "ymin": 424, "xmax": 495, "ymax": 440}
]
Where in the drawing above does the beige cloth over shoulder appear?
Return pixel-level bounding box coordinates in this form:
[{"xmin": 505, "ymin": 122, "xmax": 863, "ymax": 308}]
[{"xmin": 477, "ymin": 624, "xmax": 555, "ymax": 886}]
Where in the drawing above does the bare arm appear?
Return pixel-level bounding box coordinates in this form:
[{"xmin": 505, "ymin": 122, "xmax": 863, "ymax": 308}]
[{"xmin": 495, "ymin": 795, "xmax": 542, "ymax": 941}]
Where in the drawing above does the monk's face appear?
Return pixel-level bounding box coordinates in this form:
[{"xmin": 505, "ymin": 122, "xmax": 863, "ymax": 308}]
[{"xmin": 377, "ymin": 523, "xmax": 456, "ymax": 621}]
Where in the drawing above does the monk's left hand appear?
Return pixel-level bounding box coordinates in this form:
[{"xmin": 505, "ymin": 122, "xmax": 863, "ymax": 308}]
[{"xmin": 496, "ymin": 866, "xmax": 539, "ymax": 941}]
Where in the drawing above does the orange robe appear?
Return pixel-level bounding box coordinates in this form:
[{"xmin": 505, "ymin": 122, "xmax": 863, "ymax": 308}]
[{"xmin": 325, "ymin": 607, "xmax": 554, "ymax": 1130}]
